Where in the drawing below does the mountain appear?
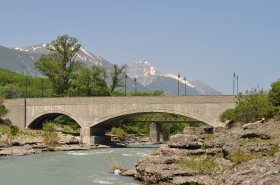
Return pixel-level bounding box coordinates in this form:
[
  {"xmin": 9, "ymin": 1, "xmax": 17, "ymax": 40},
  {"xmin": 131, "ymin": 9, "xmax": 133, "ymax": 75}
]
[
  {"xmin": 0, "ymin": 44, "xmax": 114, "ymax": 76},
  {"xmin": 0, "ymin": 44, "xmax": 221, "ymax": 95},
  {"xmin": 127, "ymin": 60, "xmax": 222, "ymax": 95}
]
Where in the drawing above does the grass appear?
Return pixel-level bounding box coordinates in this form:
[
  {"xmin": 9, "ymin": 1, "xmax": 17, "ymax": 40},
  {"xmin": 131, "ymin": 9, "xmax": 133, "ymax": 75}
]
[
  {"xmin": 268, "ymin": 144, "xmax": 280, "ymax": 157},
  {"xmin": 227, "ymin": 149, "xmax": 253, "ymax": 167},
  {"xmin": 0, "ymin": 125, "xmax": 11, "ymax": 134},
  {"xmin": 239, "ymin": 138, "xmax": 272, "ymax": 146},
  {"xmin": 178, "ymin": 156, "xmax": 218, "ymax": 175},
  {"xmin": 42, "ymin": 131, "xmax": 58, "ymax": 150}
]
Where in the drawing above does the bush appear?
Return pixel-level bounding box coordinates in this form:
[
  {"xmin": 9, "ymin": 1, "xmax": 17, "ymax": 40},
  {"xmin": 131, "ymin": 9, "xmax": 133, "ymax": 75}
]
[
  {"xmin": 0, "ymin": 99, "xmax": 8, "ymax": 118},
  {"xmin": 220, "ymin": 89, "xmax": 276, "ymax": 123},
  {"xmin": 268, "ymin": 79, "xmax": 280, "ymax": 107},
  {"xmin": 9, "ymin": 124, "xmax": 19, "ymax": 136},
  {"xmin": 111, "ymin": 127, "xmax": 127, "ymax": 138},
  {"xmin": 219, "ymin": 108, "xmax": 236, "ymax": 123}
]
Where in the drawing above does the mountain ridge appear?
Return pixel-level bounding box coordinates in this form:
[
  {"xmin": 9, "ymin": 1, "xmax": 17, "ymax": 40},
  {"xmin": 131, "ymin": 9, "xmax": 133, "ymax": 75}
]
[{"xmin": 0, "ymin": 44, "xmax": 221, "ymax": 95}]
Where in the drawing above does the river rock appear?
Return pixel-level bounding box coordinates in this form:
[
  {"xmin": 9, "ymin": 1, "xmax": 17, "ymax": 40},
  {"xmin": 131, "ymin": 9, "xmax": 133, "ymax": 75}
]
[
  {"xmin": 121, "ymin": 168, "xmax": 137, "ymax": 176},
  {"xmin": 242, "ymin": 122, "xmax": 263, "ymax": 130},
  {"xmin": 134, "ymin": 155, "xmax": 207, "ymax": 184},
  {"xmin": 172, "ymin": 176, "xmax": 216, "ymax": 185},
  {"xmin": 168, "ymin": 134, "xmax": 203, "ymax": 149},
  {"xmin": 219, "ymin": 154, "xmax": 280, "ymax": 184},
  {"xmin": 240, "ymin": 132, "xmax": 271, "ymax": 139},
  {"xmin": 160, "ymin": 145, "xmax": 206, "ymax": 157},
  {"xmin": 58, "ymin": 133, "xmax": 79, "ymax": 145}
]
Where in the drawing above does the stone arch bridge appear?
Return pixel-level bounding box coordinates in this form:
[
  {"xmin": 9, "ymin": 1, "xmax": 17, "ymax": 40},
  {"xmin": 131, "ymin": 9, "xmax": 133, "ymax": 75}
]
[{"xmin": 4, "ymin": 96, "xmax": 236, "ymax": 145}]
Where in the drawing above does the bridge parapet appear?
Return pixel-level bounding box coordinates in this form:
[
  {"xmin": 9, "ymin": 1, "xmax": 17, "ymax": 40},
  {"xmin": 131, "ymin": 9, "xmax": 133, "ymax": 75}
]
[{"xmin": 4, "ymin": 96, "xmax": 236, "ymax": 145}]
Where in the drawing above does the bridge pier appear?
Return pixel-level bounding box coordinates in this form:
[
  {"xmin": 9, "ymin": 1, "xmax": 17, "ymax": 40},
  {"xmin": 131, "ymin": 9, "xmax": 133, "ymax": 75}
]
[
  {"xmin": 80, "ymin": 127, "xmax": 111, "ymax": 146},
  {"xmin": 149, "ymin": 122, "xmax": 161, "ymax": 144}
]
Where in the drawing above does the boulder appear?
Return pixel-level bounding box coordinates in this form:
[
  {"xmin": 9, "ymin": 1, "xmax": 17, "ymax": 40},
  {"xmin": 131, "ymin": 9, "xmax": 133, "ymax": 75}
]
[
  {"xmin": 121, "ymin": 168, "xmax": 137, "ymax": 176},
  {"xmin": 168, "ymin": 134, "xmax": 204, "ymax": 149}
]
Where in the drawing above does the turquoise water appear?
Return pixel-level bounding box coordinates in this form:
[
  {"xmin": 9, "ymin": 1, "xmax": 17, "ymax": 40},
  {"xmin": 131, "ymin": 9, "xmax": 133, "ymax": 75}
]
[{"xmin": 0, "ymin": 146, "xmax": 158, "ymax": 185}]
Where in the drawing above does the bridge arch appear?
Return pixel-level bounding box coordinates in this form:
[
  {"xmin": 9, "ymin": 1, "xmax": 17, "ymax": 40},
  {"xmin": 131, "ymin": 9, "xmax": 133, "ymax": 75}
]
[
  {"xmin": 27, "ymin": 110, "xmax": 82, "ymax": 129},
  {"xmin": 89, "ymin": 109, "xmax": 217, "ymax": 128}
]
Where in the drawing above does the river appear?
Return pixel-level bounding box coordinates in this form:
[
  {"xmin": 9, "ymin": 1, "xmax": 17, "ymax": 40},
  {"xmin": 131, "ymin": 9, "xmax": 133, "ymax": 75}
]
[{"xmin": 0, "ymin": 146, "xmax": 158, "ymax": 185}]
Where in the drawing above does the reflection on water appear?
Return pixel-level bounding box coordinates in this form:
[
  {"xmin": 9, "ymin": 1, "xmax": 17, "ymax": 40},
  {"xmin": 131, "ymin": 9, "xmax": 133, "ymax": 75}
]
[{"xmin": 0, "ymin": 146, "xmax": 158, "ymax": 185}]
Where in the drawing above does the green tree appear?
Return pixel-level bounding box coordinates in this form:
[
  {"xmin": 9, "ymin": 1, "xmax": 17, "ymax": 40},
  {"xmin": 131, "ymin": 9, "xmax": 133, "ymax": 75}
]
[
  {"xmin": 110, "ymin": 64, "xmax": 127, "ymax": 94},
  {"xmin": 0, "ymin": 84, "xmax": 21, "ymax": 99},
  {"xmin": 35, "ymin": 35, "xmax": 82, "ymax": 96},
  {"xmin": 70, "ymin": 65, "xmax": 109, "ymax": 96},
  {"xmin": 268, "ymin": 79, "xmax": 280, "ymax": 107}
]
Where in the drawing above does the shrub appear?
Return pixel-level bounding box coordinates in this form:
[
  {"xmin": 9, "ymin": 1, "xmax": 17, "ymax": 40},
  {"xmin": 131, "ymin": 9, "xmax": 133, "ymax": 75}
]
[
  {"xmin": 9, "ymin": 124, "xmax": 19, "ymax": 136},
  {"xmin": 111, "ymin": 127, "xmax": 127, "ymax": 138},
  {"xmin": 0, "ymin": 99, "xmax": 8, "ymax": 118},
  {"xmin": 220, "ymin": 89, "xmax": 276, "ymax": 123},
  {"xmin": 220, "ymin": 108, "xmax": 236, "ymax": 123},
  {"xmin": 268, "ymin": 79, "xmax": 280, "ymax": 107}
]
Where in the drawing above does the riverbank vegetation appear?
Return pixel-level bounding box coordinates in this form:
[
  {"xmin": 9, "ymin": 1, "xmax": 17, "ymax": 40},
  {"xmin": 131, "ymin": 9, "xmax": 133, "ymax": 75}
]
[{"xmin": 220, "ymin": 80, "xmax": 280, "ymax": 124}]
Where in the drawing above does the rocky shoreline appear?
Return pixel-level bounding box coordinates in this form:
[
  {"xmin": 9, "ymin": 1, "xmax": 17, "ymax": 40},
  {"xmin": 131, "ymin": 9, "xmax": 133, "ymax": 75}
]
[
  {"xmin": 0, "ymin": 131, "xmax": 154, "ymax": 156},
  {"xmin": 122, "ymin": 119, "xmax": 280, "ymax": 184},
  {"xmin": 0, "ymin": 131, "xmax": 109, "ymax": 156}
]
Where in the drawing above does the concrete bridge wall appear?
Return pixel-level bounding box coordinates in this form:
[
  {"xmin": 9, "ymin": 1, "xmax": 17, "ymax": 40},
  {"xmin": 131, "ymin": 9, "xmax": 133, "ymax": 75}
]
[{"xmin": 4, "ymin": 96, "xmax": 236, "ymax": 145}]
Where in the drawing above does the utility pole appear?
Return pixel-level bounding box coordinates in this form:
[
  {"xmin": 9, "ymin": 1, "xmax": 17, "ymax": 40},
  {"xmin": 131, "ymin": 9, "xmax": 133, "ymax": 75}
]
[{"xmin": 178, "ymin": 73, "xmax": 180, "ymax": 96}]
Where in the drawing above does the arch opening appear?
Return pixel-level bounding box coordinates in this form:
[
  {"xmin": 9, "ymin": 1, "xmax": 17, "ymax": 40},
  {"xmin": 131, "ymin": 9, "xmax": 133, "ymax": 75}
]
[
  {"xmin": 28, "ymin": 113, "xmax": 81, "ymax": 135},
  {"xmin": 91, "ymin": 112, "xmax": 209, "ymax": 142}
]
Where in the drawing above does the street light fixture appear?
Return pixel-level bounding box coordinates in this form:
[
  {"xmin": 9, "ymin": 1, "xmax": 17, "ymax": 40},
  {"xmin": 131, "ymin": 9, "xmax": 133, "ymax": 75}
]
[{"xmin": 177, "ymin": 73, "xmax": 180, "ymax": 96}]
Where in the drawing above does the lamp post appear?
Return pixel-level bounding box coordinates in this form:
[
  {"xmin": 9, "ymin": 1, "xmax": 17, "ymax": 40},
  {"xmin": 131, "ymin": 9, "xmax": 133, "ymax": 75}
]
[
  {"xmin": 41, "ymin": 79, "xmax": 44, "ymax": 97},
  {"xmin": 233, "ymin": 72, "xmax": 236, "ymax": 95},
  {"xmin": 124, "ymin": 74, "xmax": 128, "ymax": 96},
  {"xmin": 177, "ymin": 73, "xmax": 180, "ymax": 96},
  {"xmin": 25, "ymin": 76, "xmax": 28, "ymax": 98},
  {"xmin": 184, "ymin": 77, "xmax": 187, "ymax": 96},
  {"xmin": 134, "ymin": 78, "xmax": 137, "ymax": 95},
  {"xmin": 236, "ymin": 75, "xmax": 239, "ymax": 95}
]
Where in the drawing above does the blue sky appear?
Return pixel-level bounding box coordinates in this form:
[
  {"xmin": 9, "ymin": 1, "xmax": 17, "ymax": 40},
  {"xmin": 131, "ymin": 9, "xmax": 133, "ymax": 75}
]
[{"xmin": 0, "ymin": 0, "xmax": 279, "ymax": 94}]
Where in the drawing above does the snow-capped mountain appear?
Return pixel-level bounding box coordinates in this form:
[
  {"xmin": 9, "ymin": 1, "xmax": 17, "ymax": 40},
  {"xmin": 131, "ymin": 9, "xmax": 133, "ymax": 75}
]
[
  {"xmin": 14, "ymin": 44, "xmax": 113, "ymax": 71},
  {"xmin": 0, "ymin": 43, "xmax": 221, "ymax": 95},
  {"xmin": 126, "ymin": 59, "xmax": 160, "ymax": 86},
  {"xmin": 127, "ymin": 60, "xmax": 221, "ymax": 95}
]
